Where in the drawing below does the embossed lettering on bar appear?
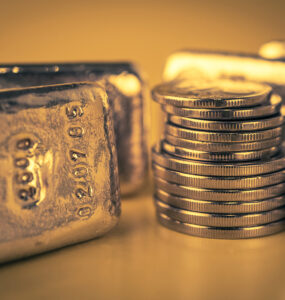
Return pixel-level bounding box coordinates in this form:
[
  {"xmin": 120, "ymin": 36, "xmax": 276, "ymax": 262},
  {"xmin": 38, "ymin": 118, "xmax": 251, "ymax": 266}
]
[{"xmin": 0, "ymin": 82, "xmax": 120, "ymax": 263}]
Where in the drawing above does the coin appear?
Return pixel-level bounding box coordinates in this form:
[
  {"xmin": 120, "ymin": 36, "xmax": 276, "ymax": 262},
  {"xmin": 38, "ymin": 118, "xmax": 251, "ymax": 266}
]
[
  {"xmin": 162, "ymin": 93, "xmax": 282, "ymax": 120},
  {"xmin": 152, "ymin": 79, "xmax": 272, "ymax": 108},
  {"xmin": 155, "ymin": 189, "xmax": 285, "ymax": 213},
  {"xmin": 165, "ymin": 123, "xmax": 282, "ymax": 143},
  {"xmin": 152, "ymin": 163, "xmax": 285, "ymax": 189},
  {"xmin": 154, "ymin": 177, "xmax": 285, "ymax": 201},
  {"xmin": 168, "ymin": 114, "xmax": 284, "ymax": 132},
  {"xmin": 152, "ymin": 144, "xmax": 285, "ymax": 176},
  {"xmin": 165, "ymin": 134, "xmax": 282, "ymax": 152},
  {"xmin": 155, "ymin": 199, "xmax": 285, "ymax": 227},
  {"xmin": 161, "ymin": 140, "xmax": 278, "ymax": 162},
  {"xmin": 157, "ymin": 212, "xmax": 285, "ymax": 239}
]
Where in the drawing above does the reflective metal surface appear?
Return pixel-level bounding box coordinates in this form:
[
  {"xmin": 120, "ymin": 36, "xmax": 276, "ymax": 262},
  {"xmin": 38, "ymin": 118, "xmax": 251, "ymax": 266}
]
[
  {"xmin": 0, "ymin": 82, "xmax": 120, "ymax": 263},
  {"xmin": 152, "ymin": 79, "xmax": 272, "ymax": 108},
  {"xmin": 163, "ymin": 49, "xmax": 285, "ymax": 99},
  {"xmin": 152, "ymin": 163, "xmax": 285, "ymax": 189},
  {"xmin": 165, "ymin": 134, "xmax": 282, "ymax": 152},
  {"xmin": 152, "ymin": 75, "xmax": 285, "ymax": 239},
  {"xmin": 162, "ymin": 93, "xmax": 282, "ymax": 120},
  {"xmin": 157, "ymin": 213, "xmax": 285, "ymax": 239},
  {"xmin": 161, "ymin": 140, "xmax": 279, "ymax": 162},
  {"xmin": 155, "ymin": 189, "xmax": 285, "ymax": 214},
  {"xmin": 152, "ymin": 143, "xmax": 285, "ymax": 176},
  {"xmin": 169, "ymin": 114, "xmax": 284, "ymax": 132},
  {"xmin": 0, "ymin": 63, "xmax": 148, "ymax": 195},
  {"xmin": 155, "ymin": 200, "xmax": 285, "ymax": 227},
  {"xmin": 165, "ymin": 122, "xmax": 282, "ymax": 143},
  {"xmin": 155, "ymin": 177, "xmax": 285, "ymax": 202},
  {"xmin": 259, "ymin": 40, "xmax": 285, "ymax": 61}
]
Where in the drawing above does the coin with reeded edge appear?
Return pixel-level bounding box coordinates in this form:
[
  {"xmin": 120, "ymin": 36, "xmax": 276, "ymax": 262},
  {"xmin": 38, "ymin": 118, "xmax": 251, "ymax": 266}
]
[
  {"xmin": 161, "ymin": 140, "xmax": 279, "ymax": 162},
  {"xmin": 168, "ymin": 114, "xmax": 284, "ymax": 132},
  {"xmin": 152, "ymin": 144, "xmax": 285, "ymax": 176},
  {"xmin": 155, "ymin": 189, "xmax": 285, "ymax": 213},
  {"xmin": 157, "ymin": 213, "xmax": 285, "ymax": 239},
  {"xmin": 152, "ymin": 163, "xmax": 285, "ymax": 189},
  {"xmin": 152, "ymin": 79, "xmax": 272, "ymax": 108},
  {"xmin": 154, "ymin": 177, "xmax": 285, "ymax": 201},
  {"xmin": 162, "ymin": 93, "xmax": 282, "ymax": 120},
  {"xmin": 165, "ymin": 134, "xmax": 282, "ymax": 152},
  {"xmin": 165, "ymin": 123, "xmax": 282, "ymax": 143},
  {"xmin": 155, "ymin": 199, "xmax": 285, "ymax": 227}
]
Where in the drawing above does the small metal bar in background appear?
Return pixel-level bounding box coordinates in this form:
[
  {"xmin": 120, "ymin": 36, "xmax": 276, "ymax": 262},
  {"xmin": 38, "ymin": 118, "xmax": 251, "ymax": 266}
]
[
  {"xmin": 163, "ymin": 41, "xmax": 285, "ymax": 102},
  {"xmin": 0, "ymin": 82, "xmax": 120, "ymax": 263}
]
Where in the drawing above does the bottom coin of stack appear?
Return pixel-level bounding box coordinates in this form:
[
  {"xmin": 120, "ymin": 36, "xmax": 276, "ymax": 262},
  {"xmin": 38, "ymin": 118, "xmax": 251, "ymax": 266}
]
[{"xmin": 151, "ymin": 78, "xmax": 285, "ymax": 239}]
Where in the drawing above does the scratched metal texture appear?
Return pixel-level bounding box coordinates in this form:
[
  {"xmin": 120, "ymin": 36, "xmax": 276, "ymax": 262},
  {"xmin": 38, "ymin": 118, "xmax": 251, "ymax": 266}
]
[{"xmin": 0, "ymin": 82, "xmax": 120, "ymax": 263}]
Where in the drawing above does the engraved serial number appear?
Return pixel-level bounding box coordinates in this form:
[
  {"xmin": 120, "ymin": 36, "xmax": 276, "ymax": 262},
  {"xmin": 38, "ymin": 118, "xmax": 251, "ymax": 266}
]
[{"xmin": 65, "ymin": 104, "xmax": 93, "ymax": 218}]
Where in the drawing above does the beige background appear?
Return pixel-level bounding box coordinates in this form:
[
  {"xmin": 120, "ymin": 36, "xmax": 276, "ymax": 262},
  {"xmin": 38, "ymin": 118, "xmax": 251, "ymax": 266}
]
[{"xmin": 1, "ymin": 0, "xmax": 285, "ymax": 299}]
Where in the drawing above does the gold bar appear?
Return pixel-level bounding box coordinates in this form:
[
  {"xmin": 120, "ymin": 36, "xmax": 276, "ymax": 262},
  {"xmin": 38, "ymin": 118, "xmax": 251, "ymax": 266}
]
[{"xmin": 0, "ymin": 82, "xmax": 120, "ymax": 263}]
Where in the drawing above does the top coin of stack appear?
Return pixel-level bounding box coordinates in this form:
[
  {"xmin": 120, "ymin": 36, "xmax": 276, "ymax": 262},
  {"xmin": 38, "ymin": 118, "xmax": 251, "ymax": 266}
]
[{"xmin": 151, "ymin": 78, "xmax": 285, "ymax": 239}]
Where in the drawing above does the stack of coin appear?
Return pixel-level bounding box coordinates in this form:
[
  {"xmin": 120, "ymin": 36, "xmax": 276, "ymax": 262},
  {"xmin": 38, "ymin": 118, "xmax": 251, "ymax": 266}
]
[{"xmin": 152, "ymin": 78, "xmax": 285, "ymax": 239}]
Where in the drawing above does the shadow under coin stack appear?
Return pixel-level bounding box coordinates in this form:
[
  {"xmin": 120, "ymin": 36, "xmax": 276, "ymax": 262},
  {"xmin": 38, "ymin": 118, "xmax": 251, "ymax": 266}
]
[{"xmin": 152, "ymin": 79, "xmax": 285, "ymax": 239}]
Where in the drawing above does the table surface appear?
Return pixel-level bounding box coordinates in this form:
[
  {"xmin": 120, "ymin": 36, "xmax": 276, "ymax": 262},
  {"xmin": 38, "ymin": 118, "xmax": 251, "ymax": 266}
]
[{"xmin": 1, "ymin": 184, "xmax": 285, "ymax": 300}]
